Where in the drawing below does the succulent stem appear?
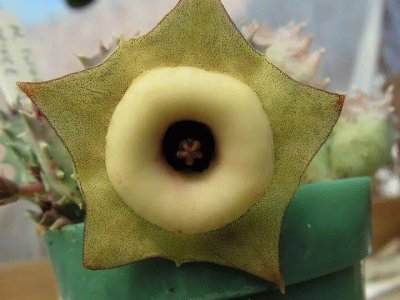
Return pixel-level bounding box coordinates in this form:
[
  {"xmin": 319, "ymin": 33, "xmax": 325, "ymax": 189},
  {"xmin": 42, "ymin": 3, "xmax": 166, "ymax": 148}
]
[
  {"xmin": 20, "ymin": 182, "xmax": 45, "ymax": 197},
  {"xmin": 0, "ymin": 176, "xmax": 45, "ymax": 206}
]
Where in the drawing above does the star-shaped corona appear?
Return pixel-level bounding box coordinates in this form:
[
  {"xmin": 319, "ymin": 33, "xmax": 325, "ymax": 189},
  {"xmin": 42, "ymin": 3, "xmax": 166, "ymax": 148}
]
[{"xmin": 18, "ymin": 0, "xmax": 343, "ymax": 290}]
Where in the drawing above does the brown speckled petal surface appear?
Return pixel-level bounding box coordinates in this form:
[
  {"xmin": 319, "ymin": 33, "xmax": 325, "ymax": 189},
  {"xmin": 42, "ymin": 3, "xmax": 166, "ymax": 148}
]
[{"xmin": 18, "ymin": 0, "xmax": 343, "ymax": 290}]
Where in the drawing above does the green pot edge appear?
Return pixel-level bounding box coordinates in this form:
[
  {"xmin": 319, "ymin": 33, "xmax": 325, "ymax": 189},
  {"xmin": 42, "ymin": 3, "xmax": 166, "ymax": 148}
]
[{"xmin": 44, "ymin": 176, "xmax": 371, "ymax": 299}]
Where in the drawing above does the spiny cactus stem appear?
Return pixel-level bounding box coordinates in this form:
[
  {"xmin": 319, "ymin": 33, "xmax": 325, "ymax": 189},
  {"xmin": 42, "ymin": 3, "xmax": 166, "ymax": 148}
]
[
  {"xmin": 0, "ymin": 176, "xmax": 45, "ymax": 206},
  {"xmin": 29, "ymin": 165, "xmax": 42, "ymax": 182}
]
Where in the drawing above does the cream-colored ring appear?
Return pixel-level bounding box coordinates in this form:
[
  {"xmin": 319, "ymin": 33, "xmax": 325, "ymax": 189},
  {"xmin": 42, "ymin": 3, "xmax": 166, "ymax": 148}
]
[{"xmin": 106, "ymin": 66, "xmax": 274, "ymax": 234}]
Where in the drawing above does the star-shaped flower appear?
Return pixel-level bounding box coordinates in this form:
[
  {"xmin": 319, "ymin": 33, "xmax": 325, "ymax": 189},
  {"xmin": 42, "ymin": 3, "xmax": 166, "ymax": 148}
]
[{"xmin": 18, "ymin": 0, "xmax": 343, "ymax": 290}]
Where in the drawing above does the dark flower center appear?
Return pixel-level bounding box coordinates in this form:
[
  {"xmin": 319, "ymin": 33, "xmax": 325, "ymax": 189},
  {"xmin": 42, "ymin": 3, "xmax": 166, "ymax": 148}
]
[{"xmin": 161, "ymin": 120, "xmax": 215, "ymax": 172}]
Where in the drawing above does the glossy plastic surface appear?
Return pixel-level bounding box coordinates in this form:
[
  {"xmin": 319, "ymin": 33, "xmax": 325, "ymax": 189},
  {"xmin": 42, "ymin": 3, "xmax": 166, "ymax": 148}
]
[{"xmin": 44, "ymin": 177, "xmax": 370, "ymax": 299}]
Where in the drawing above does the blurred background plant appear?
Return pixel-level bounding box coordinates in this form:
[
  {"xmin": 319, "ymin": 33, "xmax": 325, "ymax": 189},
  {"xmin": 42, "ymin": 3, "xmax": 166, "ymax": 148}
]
[
  {"xmin": 0, "ymin": 103, "xmax": 85, "ymax": 230},
  {"xmin": 243, "ymin": 21, "xmax": 397, "ymax": 187},
  {"xmin": 0, "ymin": 15, "xmax": 85, "ymax": 233}
]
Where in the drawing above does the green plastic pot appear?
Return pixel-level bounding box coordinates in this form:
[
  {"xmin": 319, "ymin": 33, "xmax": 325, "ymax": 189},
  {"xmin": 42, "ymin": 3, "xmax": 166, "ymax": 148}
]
[{"xmin": 44, "ymin": 177, "xmax": 371, "ymax": 300}]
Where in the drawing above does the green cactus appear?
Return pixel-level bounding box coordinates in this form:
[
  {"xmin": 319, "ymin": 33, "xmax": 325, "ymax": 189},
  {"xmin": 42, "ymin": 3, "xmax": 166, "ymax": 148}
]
[
  {"xmin": 304, "ymin": 87, "xmax": 395, "ymax": 182},
  {"xmin": 0, "ymin": 110, "xmax": 37, "ymax": 183},
  {"xmin": 0, "ymin": 11, "xmax": 85, "ymax": 229},
  {"xmin": 0, "ymin": 21, "xmax": 124, "ymax": 229},
  {"xmin": 0, "ymin": 94, "xmax": 84, "ymax": 229},
  {"xmin": 242, "ymin": 21, "xmax": 397, "ymax": 182},
  {"xmin": 330, "ymin": 88, "xmax": 395, "ymax": 178},
  {"xmin": 242, "ymin": 21, "xmax": 329, "ymax": 89}
]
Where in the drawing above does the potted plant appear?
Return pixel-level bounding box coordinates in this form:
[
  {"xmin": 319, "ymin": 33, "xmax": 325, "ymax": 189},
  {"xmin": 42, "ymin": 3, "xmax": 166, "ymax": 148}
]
[{"xmin": 2, "ymin": 0, "xmax": 394, "ymax": 299}]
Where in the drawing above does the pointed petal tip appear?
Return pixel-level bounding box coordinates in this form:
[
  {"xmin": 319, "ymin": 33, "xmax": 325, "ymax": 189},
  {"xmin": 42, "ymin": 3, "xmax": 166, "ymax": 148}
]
[
  {"xmin": 338, "ymin": 93, "xmax": 346, "ymax": 106},
  {"xmin": 17, "ymin": 81, "xmax": 35, "ymax": 99},
  {"xmin": 83, "ymin": 259, "xmax": 97, "ymax": 270},
  {"xmin": 275, "ymin": 276, "xmax": 286, "ymax": 294}
]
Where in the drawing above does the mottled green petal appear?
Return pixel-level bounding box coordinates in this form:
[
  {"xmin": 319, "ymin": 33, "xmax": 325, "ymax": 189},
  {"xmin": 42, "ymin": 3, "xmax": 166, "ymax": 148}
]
[{"xmin": 18, "ymin": 0, "xmax": 343, "ymax": 289}]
